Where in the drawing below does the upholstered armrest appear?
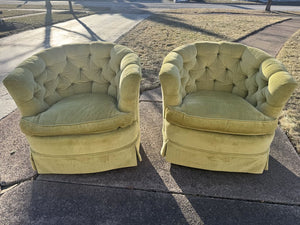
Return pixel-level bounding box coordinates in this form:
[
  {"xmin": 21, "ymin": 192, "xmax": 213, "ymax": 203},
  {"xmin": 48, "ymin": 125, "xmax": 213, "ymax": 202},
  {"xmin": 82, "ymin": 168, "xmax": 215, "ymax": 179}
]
[
  {"xmin": 3, "ymin": 60, "xmax": 49, "ymax": 117},
  {"xmin": 118, "ymin": 53, "xmax": 142, "ymax": 119},
  {"xmin": 257, "ymin": 58, "xmax": 297, "ymax": 118},
  {"xmin": 159, "ymin": 52, "xmax": 184, "ymax": 111}
]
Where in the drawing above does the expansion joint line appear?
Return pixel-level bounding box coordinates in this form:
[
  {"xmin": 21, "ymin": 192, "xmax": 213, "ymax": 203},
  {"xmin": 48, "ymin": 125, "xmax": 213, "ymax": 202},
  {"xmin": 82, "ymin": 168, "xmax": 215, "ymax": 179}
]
[
  {"xmin": 37, "ymin": 179, "xmax": 300, "ymax": 207},
  {"xmin": 0, "ymin": 174, "xmax": 39, "ymax": 195}
]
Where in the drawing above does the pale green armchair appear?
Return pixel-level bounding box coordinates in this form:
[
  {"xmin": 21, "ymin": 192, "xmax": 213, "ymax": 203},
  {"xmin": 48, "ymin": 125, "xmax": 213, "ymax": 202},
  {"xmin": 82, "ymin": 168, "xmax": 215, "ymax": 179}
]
[
  {"xmin": 3, "ymin": 42, "xmax": 142, "ymax": 174},
  {"xmin": 159, "ymin": 41, "xmax": 297, "ymax": 174}
]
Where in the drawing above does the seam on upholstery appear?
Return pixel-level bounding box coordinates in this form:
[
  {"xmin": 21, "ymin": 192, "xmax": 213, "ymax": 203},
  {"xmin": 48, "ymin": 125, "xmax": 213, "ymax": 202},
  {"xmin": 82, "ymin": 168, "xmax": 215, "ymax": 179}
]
[
  {"xmin": 166, "ymin": 119, "xmax": 276, "ymax": 135},
  {"xmin": 167, "ymin": 139, "xmax": 270, "ymax": 157},
  {"xmin": 160, "ymin": 140, "xmax": 168, "ymax": 156},
  {"xmin": 121, "ymin": 62, "xmax": 141, "ymax": 71},
  {"xmin": 30, "ymin": 152, "xmax": 37, "ymax": 171},
  {"xmin": 30, "ymin": 135, "xmax": 140, "ymax": 158},
  {"xmin": 167, "ymin": 107, "xmax": 276, "ymax": 123},
  {"xmin": 164, "ymin": 94, "xmax": 181, "ymax": 97},
  {"xmin": 135, "ymin": 132, "xmax": 142, "ymax": 161},
  {"xmin": 22, "ymin": 112, "xmax": 133, "ymax": 128}
]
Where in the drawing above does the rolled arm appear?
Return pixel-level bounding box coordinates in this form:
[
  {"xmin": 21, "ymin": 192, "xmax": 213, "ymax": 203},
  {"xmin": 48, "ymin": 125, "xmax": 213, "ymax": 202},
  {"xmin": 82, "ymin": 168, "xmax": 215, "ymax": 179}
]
[
  {"xmin": 258, "ymin": 58, "xmax": 297, "ymax": 118},
  {"xmin": 118, "ymin": 53, "xmax": 142, "ymax": 118},
  {"xmin": 159, "ymin": 52, "xmax": 184, "ymax": 110},
  {"xmin": 3, "ymin": 64, "xmax": 49, "ymax": 117}
]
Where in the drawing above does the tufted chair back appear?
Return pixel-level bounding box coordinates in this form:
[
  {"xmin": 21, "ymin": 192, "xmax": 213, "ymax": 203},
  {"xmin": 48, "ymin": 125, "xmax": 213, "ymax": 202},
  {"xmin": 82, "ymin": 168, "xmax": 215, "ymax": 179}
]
[
  {"xmin": 5, "ymin": 42, "xmax": 138, "ymax": 117},
  {"xmin": 160, "ymin": 41, "xmax": 296, "ymax": 118}
]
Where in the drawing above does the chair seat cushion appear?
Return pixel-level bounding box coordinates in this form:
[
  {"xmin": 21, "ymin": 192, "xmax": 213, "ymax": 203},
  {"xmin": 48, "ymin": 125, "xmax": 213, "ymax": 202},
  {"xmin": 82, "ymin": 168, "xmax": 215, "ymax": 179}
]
[
  {"xmin": 20, "ymin": 93, "xmax": 134, "ymax": 136},
  {"xmin": 166, "ymin": 91, "xmax": 277, "ymax": 135}
]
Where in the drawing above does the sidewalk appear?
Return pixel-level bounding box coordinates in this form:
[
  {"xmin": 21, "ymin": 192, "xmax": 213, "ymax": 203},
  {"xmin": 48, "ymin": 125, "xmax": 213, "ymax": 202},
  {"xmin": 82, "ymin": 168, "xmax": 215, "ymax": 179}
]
[{"xmin": 0, "ymin": 3, "xmax": 300, "ymax": 225}]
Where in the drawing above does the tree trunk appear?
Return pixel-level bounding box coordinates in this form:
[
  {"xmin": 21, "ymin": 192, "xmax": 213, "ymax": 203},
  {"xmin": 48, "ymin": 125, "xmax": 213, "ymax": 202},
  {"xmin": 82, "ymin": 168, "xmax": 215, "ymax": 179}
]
[
  {"xmin": 265, "ymin": 0, "xmax": 272, "ymax": 12},
  {"xmin": 68, "ymin": 0, "xmax": 74, "ymax": 14}
]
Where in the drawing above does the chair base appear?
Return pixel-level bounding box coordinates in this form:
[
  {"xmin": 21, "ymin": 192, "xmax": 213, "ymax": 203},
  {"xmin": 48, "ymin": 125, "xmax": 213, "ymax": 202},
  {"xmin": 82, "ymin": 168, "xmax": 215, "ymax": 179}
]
[
  {"xmin": 30, "ymin": 143, "xmax": 139, "ymax": 174},
  {"xmin": 161, "ymin": 121, "xmax": 274, "ymax": 174},
  {"xmin": 27, "ymin": 123, "xmax": 141, "ymax": 174},
  {"xmin": 162, "ymin": 140, "xmax": 269, "ymax": 174}
]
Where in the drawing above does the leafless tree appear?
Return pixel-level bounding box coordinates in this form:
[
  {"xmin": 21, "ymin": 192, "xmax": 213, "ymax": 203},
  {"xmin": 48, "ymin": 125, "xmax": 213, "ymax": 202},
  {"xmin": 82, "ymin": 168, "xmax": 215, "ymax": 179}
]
[
  {"xmin": 265, "ymin": 0, "xmax": 272, "ymax": 11},
  {"xmin": 68, "ymin": 0, "xmax": 74, "ymax": 14}
]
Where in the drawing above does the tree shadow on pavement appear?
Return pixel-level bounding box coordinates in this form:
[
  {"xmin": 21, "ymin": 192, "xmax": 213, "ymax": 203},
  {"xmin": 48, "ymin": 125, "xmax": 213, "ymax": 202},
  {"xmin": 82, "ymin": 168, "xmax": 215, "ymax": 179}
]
[
  {"xmin": 170, "ymin": 156, "xmax": 300, "ymax": 204},
  {"xmin": 68, "ymin": 0, "xmax": 103, "ymax": 41},
  {"xmin": 43, "ymin": 0, "xmax": 104, "ymax": 48},
  {"xmin": 169, "ymin": 155, "xmax": 300, "ymax": 224}
]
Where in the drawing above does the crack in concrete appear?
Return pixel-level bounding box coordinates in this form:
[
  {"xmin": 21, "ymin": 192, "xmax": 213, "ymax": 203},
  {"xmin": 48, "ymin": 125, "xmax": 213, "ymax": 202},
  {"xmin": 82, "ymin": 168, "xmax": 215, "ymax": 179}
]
[
  {"xmin": 35, "ymin": 179, "xmax": 300, "ymax": 207},
  {"xmin": 0, "ymin": 174, "xmax": 38, "ymax": 195}
]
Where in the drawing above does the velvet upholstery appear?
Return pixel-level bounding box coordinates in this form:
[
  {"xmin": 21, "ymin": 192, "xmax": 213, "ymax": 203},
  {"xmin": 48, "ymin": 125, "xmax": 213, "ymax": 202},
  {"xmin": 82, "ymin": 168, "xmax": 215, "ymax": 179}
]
[
  {"xmin": 160, "ymin": 41, "xmax": 297, "ymax": 174},
  {"xmin": 3, "ymin": 42, "xmax": 142, "ymax": 174}
]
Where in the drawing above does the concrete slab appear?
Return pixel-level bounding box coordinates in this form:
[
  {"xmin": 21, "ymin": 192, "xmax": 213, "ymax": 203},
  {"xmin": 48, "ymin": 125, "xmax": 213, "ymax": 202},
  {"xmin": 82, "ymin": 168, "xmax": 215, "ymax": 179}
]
[
  {"xmin": 240, "ymin": 19, "xmax": 300, "ymax": 56},
  {"xmin": 0, "ymin": 180, "xmax": 190, "ymax": 225},
  {"xmin": 0, "ymin": 84, "xmax": 17, "ymax": 120},
  {"xmin": 140, "ymin": 87, "xmax": 162, "ymax": 102},
  {"xmin": 0, "ymin": 110, "xmax": 37, "ymax": 187},
  {"xmin": 38, "ymin": 99, "xmax": 300, "ymax": 205},
  {"xmin": 1, "ymin": 180, "xmax": 299, "ymax": 225}
]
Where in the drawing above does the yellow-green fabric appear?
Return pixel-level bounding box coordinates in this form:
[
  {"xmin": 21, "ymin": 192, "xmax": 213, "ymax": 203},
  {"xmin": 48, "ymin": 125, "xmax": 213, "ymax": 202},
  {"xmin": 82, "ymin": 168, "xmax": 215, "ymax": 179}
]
[
  {"xmin": 28, "ymin": 122, "xmax": 140, "ymax": 174},
  {"xmin": 160, "ymin": 41, "xmax": 297, "ymax": 118},
  {"xmin": 3, "ymin": 41, "xmax": 142, "ymax": 174},
  {"xmin": 163, "ymin": 141, "xmax": 270, "ymax": 174},
  {"xmin": 3, "ymin": 42, "xmax": 141, "ymax": 118},
  {"xmin": 166, "ymin": 91, "xmax": 277, "ymax": 135},
  {"xmin": 160, "ymin": 41, "xmax": 297, "ymax": 174},
  {"xmin": 161, "ymin": 121, "xmax": 274, "ymax": 174},
  {"xmin": 162, "ymin": 121, "xmax": 274, "ymax": 155},
  {"xmin": 20, "ymin": 93, "xmax": 133, "ymax": 136}
]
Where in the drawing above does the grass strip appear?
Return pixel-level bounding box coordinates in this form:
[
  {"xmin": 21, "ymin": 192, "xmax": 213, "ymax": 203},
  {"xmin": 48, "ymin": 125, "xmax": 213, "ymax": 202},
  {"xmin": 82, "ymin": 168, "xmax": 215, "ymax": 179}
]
[
  {"xmin": 0, "ymin": 10, "xmax": 95, "ymax": 38},
  {"xmin": 0, "ymin": 9, "xmax": 43, "ymax": 18},
  {"xmin": 0, "ymin": 4, "xmax": 87, "ymax": 10},
  {"xmin": 277, "ymin": 29, "xmax": 300, "ymax": 152}
]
